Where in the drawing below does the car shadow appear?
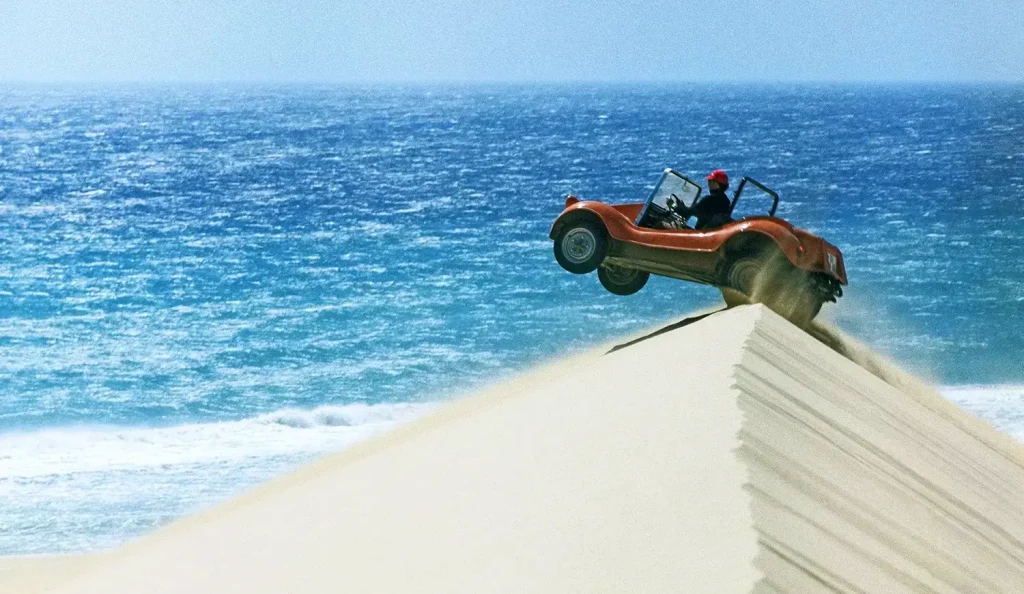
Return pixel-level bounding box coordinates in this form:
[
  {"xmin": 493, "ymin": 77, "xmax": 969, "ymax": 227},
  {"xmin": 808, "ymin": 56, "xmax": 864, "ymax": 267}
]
[{"xmin": 606, "ymin": 308, "xmax": 727, "ymax": 354}]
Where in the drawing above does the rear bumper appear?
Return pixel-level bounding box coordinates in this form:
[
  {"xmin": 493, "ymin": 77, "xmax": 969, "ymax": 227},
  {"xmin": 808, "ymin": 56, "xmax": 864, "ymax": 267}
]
[{"xmin": 821, "ymin": 242, "xmax": 848, "ymax": 285}]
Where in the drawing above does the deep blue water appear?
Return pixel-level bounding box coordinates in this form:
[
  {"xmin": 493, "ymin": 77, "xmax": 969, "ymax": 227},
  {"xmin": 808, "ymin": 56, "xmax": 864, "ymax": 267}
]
[{"xmin": 0, "ymin": 84, "xmax": 1022, "ymax": 553}]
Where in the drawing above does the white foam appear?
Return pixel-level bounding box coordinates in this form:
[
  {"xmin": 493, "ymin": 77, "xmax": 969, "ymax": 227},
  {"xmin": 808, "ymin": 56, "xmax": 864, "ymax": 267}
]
[
  {"xmin": 941, "ymin": 385, "xmax": 1024, "ymax": 440},
  {"xmin": 0, "ymin": 402, "xmax": 433, "ymax": 480}
]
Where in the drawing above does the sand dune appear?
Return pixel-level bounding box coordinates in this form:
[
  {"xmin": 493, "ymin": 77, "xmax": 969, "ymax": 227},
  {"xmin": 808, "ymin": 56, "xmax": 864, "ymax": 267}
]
[
  {"xmin": 0, "ymin": 556, "xmax": 101, "ymax": 594},
  {"xmin": 12, "ymin": 305, "xmax": 1024, "ymax": 592}
]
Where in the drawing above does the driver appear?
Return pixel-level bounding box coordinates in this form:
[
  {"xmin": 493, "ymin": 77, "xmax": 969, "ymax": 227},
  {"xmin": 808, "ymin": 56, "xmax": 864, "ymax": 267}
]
[{"xmin": 671, "ymin": 169, "xmax": 733, "ymax": 230}]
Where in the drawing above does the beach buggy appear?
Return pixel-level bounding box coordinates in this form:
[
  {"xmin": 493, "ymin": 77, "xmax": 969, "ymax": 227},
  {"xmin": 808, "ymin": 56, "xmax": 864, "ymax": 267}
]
[{"xmin": 549, "ymin": 169, "xmax": 847, "ymax": 325}]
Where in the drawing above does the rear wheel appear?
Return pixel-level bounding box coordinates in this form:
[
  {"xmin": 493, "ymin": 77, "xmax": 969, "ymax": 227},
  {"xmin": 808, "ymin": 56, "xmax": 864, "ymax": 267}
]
[
  {"xmin": 725, "ymin": 252, "xmax": 825, "ymax": 327},
  {"xmin": 725, "ymin": 256, "xmax": 765, "ymax": 297},
  {"xmin": 553, "ymin": 221, "xmax": 608, "ymax": 274},
  {"xmin": 598, "ymin": 265, "xmax": 650, "ymax": 296}
]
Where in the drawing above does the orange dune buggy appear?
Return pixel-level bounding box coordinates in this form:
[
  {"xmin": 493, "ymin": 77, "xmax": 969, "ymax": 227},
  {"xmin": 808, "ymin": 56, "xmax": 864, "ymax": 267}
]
[{"xmin": 549, "ymin": 169, "xmax": 847, "ymax": 325}]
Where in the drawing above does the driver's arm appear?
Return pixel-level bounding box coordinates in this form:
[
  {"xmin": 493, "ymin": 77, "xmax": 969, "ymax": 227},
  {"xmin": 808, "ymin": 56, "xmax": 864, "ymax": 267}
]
[
  {"xmin": 689, "ymin": 196, "xmax": 716, "ymax": 220},
  {"xmin": 668, "ymin": 196, "xmax": 693, "ymax": 218}
]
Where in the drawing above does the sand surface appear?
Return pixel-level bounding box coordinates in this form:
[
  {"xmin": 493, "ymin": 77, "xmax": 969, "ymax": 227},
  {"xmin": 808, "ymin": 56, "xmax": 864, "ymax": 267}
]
[
  {"xmin": 10, "ymin": 305, "xmax": 1024, "ymax": 593},
  {"xmin": 0, "ymin": 556, "xmax": 101, "ymax": 594}
]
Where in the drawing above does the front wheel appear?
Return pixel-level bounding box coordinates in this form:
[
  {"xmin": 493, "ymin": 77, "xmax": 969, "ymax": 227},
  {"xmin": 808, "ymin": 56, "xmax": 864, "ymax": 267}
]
[
  {"xmin": 598, "ymin": 265, "xmax": 650, "ymax": 296},
  {"xmin": 553, "ymin": 221, "xmax": 608, "ymax": 274}
]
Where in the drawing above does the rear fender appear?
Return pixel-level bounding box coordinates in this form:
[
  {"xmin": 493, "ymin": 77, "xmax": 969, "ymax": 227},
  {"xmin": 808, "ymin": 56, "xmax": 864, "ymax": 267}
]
[
  {"xmin": 723, "ymin": 228, "xmax": 846, "ymax": 284},
  {"xmin": 722, "ymin": 228, "xmax": 805, "ymax": 270},
  {"xmin": 790, "ymin": 232, "xmax": 848, "ymax": 284}
]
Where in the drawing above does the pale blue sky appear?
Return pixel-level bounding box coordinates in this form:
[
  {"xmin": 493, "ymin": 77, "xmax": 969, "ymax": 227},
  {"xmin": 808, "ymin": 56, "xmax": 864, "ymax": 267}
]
[{"xmin": 1, "ymin": 0, "xmax": 1022, "ymax": 83}]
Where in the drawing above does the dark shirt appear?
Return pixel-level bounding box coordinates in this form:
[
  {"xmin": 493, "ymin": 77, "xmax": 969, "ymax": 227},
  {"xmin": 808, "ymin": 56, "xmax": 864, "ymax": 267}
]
[{"xmin": 678, "ymin": 189, "xmax": 733, "ymax": 229}]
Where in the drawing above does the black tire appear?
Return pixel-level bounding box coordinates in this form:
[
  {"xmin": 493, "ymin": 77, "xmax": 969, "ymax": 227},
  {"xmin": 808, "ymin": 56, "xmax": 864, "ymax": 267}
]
[
  {"xmin": 553, "ymin": 221, "xmax": 608, "ymax": 274},
  {"xmin": 598, "ymin": 265, "xmax": 650, "ymax": 296},
  {"xmin": 725, "ymin": 255, "xmax": 765, "ymax": 297},
  {"xmin": 725, "ymin": 252, "xmax": 824, "ymax": 326}
]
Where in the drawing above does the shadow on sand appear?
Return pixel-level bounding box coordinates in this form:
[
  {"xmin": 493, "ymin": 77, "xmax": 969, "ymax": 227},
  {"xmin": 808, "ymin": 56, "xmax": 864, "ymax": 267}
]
[{"xmin": 606, "ymin": 309, "xmax": 727, "ymax": 354}]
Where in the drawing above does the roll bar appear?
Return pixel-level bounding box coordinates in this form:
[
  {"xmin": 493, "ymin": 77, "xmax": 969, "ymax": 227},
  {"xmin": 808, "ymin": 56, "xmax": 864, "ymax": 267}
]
[{"xmin": 730, "ymin": 177, "xmax": 779, "ymax": 217}]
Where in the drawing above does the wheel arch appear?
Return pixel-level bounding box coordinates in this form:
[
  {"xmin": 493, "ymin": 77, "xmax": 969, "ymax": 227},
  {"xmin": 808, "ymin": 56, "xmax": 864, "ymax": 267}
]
[
  {"xmin": 721, "ymin": 230, "xmax": 801, "ymax": 270},
  {"xmin": 721, "ymin": 231, "xmax": 828, "ymax": 325},
  {"xmin": 549, "ymin": 209, "xmax": 608, "ymax": 241}
]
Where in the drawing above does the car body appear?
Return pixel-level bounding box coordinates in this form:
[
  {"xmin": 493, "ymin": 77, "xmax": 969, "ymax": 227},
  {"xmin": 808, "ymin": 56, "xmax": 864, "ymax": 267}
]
[{"xmin": 549, "ymin": 169, "xmax": 847, "ymax": 324}]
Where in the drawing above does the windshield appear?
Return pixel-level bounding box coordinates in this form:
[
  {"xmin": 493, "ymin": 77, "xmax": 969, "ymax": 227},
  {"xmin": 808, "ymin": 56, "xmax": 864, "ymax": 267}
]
[{"xmin": 635, "ymin": 170, "xmax": 702, "ymax": 227}]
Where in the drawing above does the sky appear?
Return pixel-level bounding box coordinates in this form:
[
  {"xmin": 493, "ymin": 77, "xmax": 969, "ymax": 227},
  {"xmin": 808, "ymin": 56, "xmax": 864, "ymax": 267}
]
[{"xmin": 0, "ymin": 0, "xmax": 1022, "ymax": 83}]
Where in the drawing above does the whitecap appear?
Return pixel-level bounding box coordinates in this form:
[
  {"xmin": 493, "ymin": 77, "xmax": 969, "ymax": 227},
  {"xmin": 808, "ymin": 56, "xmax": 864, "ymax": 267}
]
[
  {"xmin": 70, "ymin": 189, "xmax": 107, "ymax": 198},
  {"xmin": 0, "ymin": 402, "xmax": 434, "ymax": 480},
  {"xmin": 942, "ymin": 385, "xmax": 1024, "ymax": 441}
]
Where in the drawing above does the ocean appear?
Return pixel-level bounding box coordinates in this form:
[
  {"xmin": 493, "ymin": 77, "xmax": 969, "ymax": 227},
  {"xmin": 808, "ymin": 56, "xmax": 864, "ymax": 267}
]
[{"xmin": 0, "ymin": 83, "xmax": 1022, "ymax": 554}]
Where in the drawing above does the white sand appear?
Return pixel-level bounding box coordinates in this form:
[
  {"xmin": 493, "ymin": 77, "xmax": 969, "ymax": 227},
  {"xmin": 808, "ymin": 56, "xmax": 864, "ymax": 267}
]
[
  {"xmin": 0, "ymin": 555, "xmax": 101, "ymax": 594},
  {"xmin": 741, "ymin": 310, "xmax": 1024, "ymax": 592},
  {"xmin": 13, "ymin": 305, "xmax": 1024, "ymax": 593}
]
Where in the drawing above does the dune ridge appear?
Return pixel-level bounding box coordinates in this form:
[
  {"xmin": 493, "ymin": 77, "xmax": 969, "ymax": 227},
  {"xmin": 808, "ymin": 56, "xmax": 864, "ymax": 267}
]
[{"xmin": 740, "ymin": 311, "xmax": 1024, "ymax": 592}]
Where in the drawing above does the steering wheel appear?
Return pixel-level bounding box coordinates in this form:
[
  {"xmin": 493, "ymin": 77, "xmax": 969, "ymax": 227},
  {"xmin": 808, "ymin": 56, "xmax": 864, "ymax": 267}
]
[{"xmin": 665, "ymin": 194, "xmax": 689, "ymax": 227}]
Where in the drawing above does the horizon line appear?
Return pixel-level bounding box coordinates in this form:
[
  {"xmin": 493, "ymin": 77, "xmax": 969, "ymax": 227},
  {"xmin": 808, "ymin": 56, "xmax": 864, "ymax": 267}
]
[{"xmin": 1, "ymin": 78, "xmax": 1022, "ymax": 87}]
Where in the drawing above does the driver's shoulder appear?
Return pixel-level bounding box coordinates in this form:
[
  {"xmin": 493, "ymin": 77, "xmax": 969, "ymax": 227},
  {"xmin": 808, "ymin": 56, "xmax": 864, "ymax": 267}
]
[{"xmin": 712, "ymin": 193, "xmax": 731, "ymax": 207}]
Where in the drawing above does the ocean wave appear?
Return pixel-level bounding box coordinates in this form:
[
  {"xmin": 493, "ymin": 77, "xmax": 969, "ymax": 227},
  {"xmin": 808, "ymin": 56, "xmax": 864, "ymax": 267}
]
[
  {"xmin": 255, "ymin": 402, "xmax": 427, "ymax": 428},
  {"xmin": 942, "ymin": 385, "xmax": 1024, "ymax": 439},
  {"xmin": 0, "ymin": 402, "xmax": 433, "ymax": 480}
]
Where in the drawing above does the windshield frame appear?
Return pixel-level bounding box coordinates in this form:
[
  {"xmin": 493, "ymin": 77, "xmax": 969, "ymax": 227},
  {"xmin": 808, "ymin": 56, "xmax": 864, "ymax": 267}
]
[{"xmin": 634, "ymin": 169, "xmax": 703, "ymax": 227}]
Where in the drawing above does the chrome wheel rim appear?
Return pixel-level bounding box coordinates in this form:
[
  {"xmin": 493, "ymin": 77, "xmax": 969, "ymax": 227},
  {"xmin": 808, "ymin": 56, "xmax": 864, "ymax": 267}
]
[{"xmin": 561, "ymin": 228, "xmax": 597, "ymax": 264}]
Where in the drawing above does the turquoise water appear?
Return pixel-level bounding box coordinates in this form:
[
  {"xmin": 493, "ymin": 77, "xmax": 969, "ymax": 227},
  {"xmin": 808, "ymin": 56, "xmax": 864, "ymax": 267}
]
[{"xmin": 0, "ymin": 84, "xmax": 1022, "ymax": 553}]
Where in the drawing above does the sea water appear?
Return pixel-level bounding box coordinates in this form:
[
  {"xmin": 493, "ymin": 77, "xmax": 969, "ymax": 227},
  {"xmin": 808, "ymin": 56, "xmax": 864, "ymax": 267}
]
[{"xmin": 0, "ymin": 84, "xmax": 1022, "ymax": 554}]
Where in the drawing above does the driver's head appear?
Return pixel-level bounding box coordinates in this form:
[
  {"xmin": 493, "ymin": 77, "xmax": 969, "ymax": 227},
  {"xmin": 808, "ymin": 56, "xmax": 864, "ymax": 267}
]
[{"xmin": 706, "ymin": 169, "xmax": 729, "ymax": 191}]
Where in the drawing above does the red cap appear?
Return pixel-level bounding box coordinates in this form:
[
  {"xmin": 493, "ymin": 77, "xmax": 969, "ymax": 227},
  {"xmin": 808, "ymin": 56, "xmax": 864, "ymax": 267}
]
[{"xmin": 706, "ymin": 169, "xmax": 729, "ymax": 184}]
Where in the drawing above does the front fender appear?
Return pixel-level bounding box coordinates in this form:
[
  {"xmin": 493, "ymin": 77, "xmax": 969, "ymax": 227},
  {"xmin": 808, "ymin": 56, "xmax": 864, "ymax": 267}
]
[{"xmin": 549, "ymin": 201, "xmax": 636, "ymax": 241}]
